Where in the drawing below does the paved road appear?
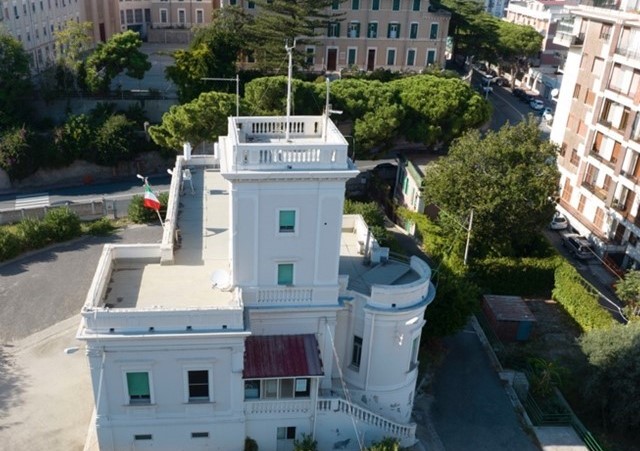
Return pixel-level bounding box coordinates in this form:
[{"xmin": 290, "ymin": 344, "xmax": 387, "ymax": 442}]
[
  {"xmin": 430, "ymin": 326, "xmax": 539, "ymax": 451},
  {"xmin": 0, "ymin": 225, "xmax": 164, "ymax": 343}
]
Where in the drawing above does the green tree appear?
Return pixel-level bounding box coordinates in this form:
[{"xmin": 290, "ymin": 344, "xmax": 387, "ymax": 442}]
[
  {"xmin": 84, "ymin": 31, "xmax": 151, "ymax": 93},
  {"xmin": 0, "ymin": 127, "xmax": 34, "ymax": 180},
  {"xmin": 246, "ymin": 0, "xmax": 344, "ymax": 71},
  {"xmin": 496, "ymin": 21, "xmax": 544, "ymax": 84},
  {"xmin": 242, "ymin": 76, "xmax": 323, "ymax": 116},
  {"xmin": 580, "ymin": 322, "xmax": 640, "ymax": 432},
  {"xmin": 166, "ymin": 7, "xmax": 249, "ymax": 103},
  {"xmin": 54, "ymin": 20, "xmax": 93, "ymax": 92},
  {"xmin": 95, "ymin": 114, "xmax": 135, "ymax": 165},
  {"xmin": 0, "ymin": 32, "xmax": 32, "ymax": 128},
  {"xmin": 391, "ymin": 75, "xmax": 490, "ymax": 146},
  {"xmin": 615, "ymin": 269, "xmax": 640, "ymax": 320},
  {"xmin": 148, "ymin": 91, "xmax": 237, "ymax": 150},
  {"xmin": 53, "ymin": 114, "xmax": 95, "ymax": 164},
  {"xmin": 366, "ymin": 437, "xmax": 400, "ymax": 451},
  {"xmin": 423, "ymin": 118, "xmax": 559, "ymax": 258}
]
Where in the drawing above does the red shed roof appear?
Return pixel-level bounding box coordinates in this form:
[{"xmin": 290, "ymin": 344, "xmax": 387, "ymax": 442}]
[{"xmin": 243, "ymin": 334, "xmax": 324, "ymax": 379}]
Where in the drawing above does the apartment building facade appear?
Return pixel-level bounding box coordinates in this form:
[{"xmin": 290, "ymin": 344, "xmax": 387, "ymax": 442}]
[
  {"xmin": 0, "ymin": 0, "xmax": 83, "ymax": 72},
  {"xmin": 550, "ymin": 1, "xmax": 640, "ymax": 269}
]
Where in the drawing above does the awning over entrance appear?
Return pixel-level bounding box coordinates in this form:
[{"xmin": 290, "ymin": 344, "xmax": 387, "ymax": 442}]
[{"xmin": 243, "ymin": 334, "xmax": 324, "ymax": 379}]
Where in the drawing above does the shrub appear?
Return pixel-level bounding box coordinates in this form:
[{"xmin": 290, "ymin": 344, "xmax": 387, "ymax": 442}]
[
  {"xmin": 366, "ymin": 437, "xmax": 400, "ymax": 451},
  {"xmin": 293, "ymin": 434, "xmax": 317, "ymax": 451},
  {"xmin": 244, "ymin": 437, "xmax": 258, "ymax": 451},
  {"xmin": 472, "ymin": 256, "xmax": 560, "ymax": 297},
  {"xmin": 0, "ymin": 228, "xmax": 23, "ymax": 261},
  {"xmin": 84, "ymin": 217, "xmax": 117, "ymax": 236},
  {"xmin": 43, "ymin": 207, "xmax": 81, "ymax": 242},
  {"xmin": 552, "ymin": 261, "xmax": 614, "ymax": 332},
  {"xmin": 128, "ymin": 192, "xmax": 169, "ymax": 224},
  {"xmin": 16, "ymin": 217, "xmax": 52, "ymax": 250}
]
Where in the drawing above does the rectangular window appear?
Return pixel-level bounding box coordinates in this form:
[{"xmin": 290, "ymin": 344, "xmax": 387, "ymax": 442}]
[
  {"xmin": 372, "ymin": 0, "xmax": 380, "ymax": 10},
  {"xmin": 192, "ymin": 432, "xmax": 209, "ymax": 439},
  {"xmin": 430, "ymin": 23, "xmax": 438, "ymax": 40},
  {"xmin": 348, "ymin": 22, "xmax": 360, "ymax": 38},
  {"xmin": 277, "ymin": 263, "xmax": 294, "ymax": 285},
  {"xmin": 410, "ymin": 336, "xmax": 420, "ymax": 367},
  {"xmin": 127, "ymin": 372, "xmax": 151, "ymax": 404},
  {"xmin": 410, "ymin": 23, "xmax": 418, "ymax": 39},
  {"xmin": 277, "ymin": 427, "xmax": 296, "ymax": 440},
  {"xmin": 279, "ymin": 210, "xmax": 295, "ymax": 233},
  {"xmin": 187, "ymin": 370, "xmax": 210, "ymax": 402},
  {"xmin": 264, "ymin": 379, "xmax": 278, "ymax": 398},
  {"xmin": 600, "ymin": 23, "xmax": 611, "ymax": 40},
  {"xmin": 178, "ymin": 9, "xmax": 186, "ymax": 23},
  {"xmin": 248, "ymin": 1, "xmax": 255, "ymax": 8},
  {"xmin": 160, "ymin": 9, "xmax": 167, "ymax": 23},
  {"xmin": 368, "ymin": 22, "xmax": 378, "ymax": 38},
  {"xmin": 561, "ymin": 179, "xmax": 573, "ymax": 202},
  {"xmin": 352, "ymin": 0, "xmax": 359, "ymax": 9},
  {"xmin": 569, "ymin": 149, "xmax": 580, "ymax": 167},
  {"xmin": 392, "ymin": 0, "xmax": 400, "ymax": 10},
  {"xmin": 387, "ymin": 48, "xmax": 396, "ymax": 65},
  {"xmin": 134, "ymin": 8, "xmax": 143, "ymax": 23},
  {"xmin": 573, "ymin": 84, "xmax": 581, "ymax": 99},
  {"xmin": 413, "ymin": 0, "xmax": 420, "ymax": 11},
  {"xmin": 347, "ymin": 48, "xmax": 356, "ymax": 65},
  {"xmin": 332, "ymin": 0, "xmax": 339, "ymax": 9},
  {"xmin": 426, "ymin": 49, "xmax": 436, "ymax": 65},
  {"xmin": 351, "ymin": 336, "xmax": 363, "ymax": 369},
  {"xmin": 328, "ymin": 22, "xmax": 340, "ymax": 38},
  {"xmin": 578, "ymin": 194, "xmax": 586, "ymax": 213},
  {"xmin": 135, "ymin": 434, "xmax": 153, "ymax": 441},
  {"xmin": 280, "ymin": 378, "xmax": 294, "ymax": 398},
  {"xmin": 196, "ymin": 9, "xmax": 203, "ymax": 23},
  {"xmin": 244, "ymin": 380, "xmax": 260, "ymax": 399},
  {"xmin": 388, "ymin": 23, "xmax": 400, "ymax": 39},
  {"xmin": 306, "ymin": 47, "xmax": 315, "ymax": 65},
  {"xmin": 295, "ymin": 378, "xmax": 310, "ymax": 397},
  {"xmin": 407, "ymin": 49, "xmax": 415, "ymax": 66}
]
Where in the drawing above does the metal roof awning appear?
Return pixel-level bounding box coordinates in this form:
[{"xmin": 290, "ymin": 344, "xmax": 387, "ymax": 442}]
[{"xmin": 243, "ymin": 334, "xmax": 324, "ymax": 379}]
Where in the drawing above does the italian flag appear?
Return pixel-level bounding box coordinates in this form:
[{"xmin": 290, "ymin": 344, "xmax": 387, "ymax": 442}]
[{"xmin": 143, "ymin": 184, "xmax": 161, "ymax": 211}]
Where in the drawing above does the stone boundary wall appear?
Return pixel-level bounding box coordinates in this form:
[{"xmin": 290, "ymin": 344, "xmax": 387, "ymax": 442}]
[{"xmin": 0, "ymin": 201, "xmax": 105, "ymax": 225}]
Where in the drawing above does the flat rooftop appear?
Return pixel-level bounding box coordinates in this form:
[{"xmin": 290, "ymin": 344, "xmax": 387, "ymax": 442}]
[{"xmin": 103, "ymin": 169, "xmax": 420, "ymax": 310}]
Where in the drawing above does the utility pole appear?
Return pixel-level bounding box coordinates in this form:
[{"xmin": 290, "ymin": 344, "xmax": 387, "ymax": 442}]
[{"xmin": 463, "ymin": 209, "xmax": 474, "ymax": 266}]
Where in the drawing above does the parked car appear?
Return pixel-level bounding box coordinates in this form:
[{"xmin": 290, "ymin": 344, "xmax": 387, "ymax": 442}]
[
  {"xmin": 542, "ymin": 107, "xmax": 554, "ymax": 122},
  {"xmin": 561, "ymin": 233, "xmax": 594, "ymax": 259},
  {"xmin": 549, "ymin": 213, "xmax": 568, "ymax": 230},
  {"xmin": 530, "ymin": 99, "xmax": 545, "ymax": 110},
  {"xmin": 494, "ymin": 77, "xmax": 508, "ymax": 87},
  {"xmin": 512, "ymin": 88, "xmax": 526, "ymax": 98}
]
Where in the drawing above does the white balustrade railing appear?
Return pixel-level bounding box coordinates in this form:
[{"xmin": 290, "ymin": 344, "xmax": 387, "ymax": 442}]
[
  {"xmin": 316, "ymin": 397, "xmax": 416, "ymax": 440},
  {"xmin": 245, "ymin": 399, "xmax": 313, "ymax": 416}
]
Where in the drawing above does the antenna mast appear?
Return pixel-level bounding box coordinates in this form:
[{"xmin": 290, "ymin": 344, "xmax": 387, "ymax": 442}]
[{"xmin": 285, "ymin": 39, "xmax": 296, "ymax": 141}]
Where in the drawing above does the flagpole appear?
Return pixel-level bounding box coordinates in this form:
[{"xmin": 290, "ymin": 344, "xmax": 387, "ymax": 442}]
[{"xmin": 155, "ymin": 209, "xmax": 164, "ymax": 228}]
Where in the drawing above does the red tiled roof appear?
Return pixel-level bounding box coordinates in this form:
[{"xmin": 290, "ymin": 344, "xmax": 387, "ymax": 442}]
[{"xmin": 243, "ymin": 334, "xmax": 324, "ymax": 379}]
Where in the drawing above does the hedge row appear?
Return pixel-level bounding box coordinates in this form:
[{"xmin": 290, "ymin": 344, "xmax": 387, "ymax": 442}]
[
  {"xmin": 552, "ymin": 260, "xmax": 614, "ymax": 332},
  {"xmin": 472, "ymin": 256, "xmax": 561, "ymax": 298},
  {"xmin": 0, "ymin": 209, "xmax": 114, "ymax": 262}
]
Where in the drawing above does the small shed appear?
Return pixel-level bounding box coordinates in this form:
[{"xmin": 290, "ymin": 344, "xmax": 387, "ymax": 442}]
[{"xmin": 481, "ymin": 295, "xmax": 536, "ymax": 342}]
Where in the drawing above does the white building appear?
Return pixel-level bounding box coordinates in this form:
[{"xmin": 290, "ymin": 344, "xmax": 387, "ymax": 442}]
[{"xmin": 77, "ymin": 111, "xmax": 436, "ymax": 450}]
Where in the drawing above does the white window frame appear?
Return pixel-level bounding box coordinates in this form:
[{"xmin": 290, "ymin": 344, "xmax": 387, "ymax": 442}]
[
  {"xmin": 183, "ymin": 365, "xmax": 214, "ymax": 403},
  {"xmin": 177, "ymin": 8, "xmax": 186, "ymax": 24},
  {"xmin": 277, "ymin": 208, "xmax": 298, "ymax": 235},
  {"xmin": 407, "ymin": 48, "xmax": 416, "ymax": 66},
  {"xmin": 195, "ymin": 8, "xmax": 203, "ymax": 23},
  {"xmin": 305, "ymin": 46, "xmax": 315, "ymax": 66},
  {"xmin": 426, "ymin": 49, "xmax": 437, "ymax": 65},
  {"xmin": 347, "ymin": 47, "xmax": 357, "ymax": 66},
  {"xmin": 159, "ymin": 8, "xmax": 167, "ymax": 23},
  {"xmin": 409, "ymin": 22, "xmax": 419, "ymax": 39},
  {"xmin": 122, "ymin": 367, "xmax": 155, "ymax": 406},
  {"xmin": 277, "ymin": 262, "xmax": 295, "ymax": 286},
  {"xmin": 429, "ymin": 22, "xmax": 439, "ymax": 40},
  {"xmin": 387, "ymin": 47, "xmax": 397, "ymax": 66}
]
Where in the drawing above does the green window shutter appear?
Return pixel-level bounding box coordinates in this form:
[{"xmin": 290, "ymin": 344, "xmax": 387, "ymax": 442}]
[
  {"xmin": 278, "ymin": 264, "xmax": 294, "ymax": 285},
  {"xmin": 407, "ymin": 50, "xmax": 415, "ymax": 66},
  {"xmin": 127, "ymin": 372, "xmax": 150, "ymax": 397},
  {"xmin": 348, "ymin": 48, "xmax": 356, "ymax": 65},
  {"xmin": 337, "ymin": 22, "xmax": 341, "ymax": 37},
  {"xmin": 279, "ymin": 210, "xmax": 295, "ymax": 232},
  {"xmin": 410, "ymin": 23, "xmax": 418, "ymax": 39}
]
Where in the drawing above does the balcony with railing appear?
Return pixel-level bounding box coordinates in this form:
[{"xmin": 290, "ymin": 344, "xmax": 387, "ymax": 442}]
[
  {"xmin": 553, "ymin": 18, "xmax": 584, "ymax": 48},
  {"xmin": 582, "ymin": 181, "xmax": 608, "ymax": 201}
]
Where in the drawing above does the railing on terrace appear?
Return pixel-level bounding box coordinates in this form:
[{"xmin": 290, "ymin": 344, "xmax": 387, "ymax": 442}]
[
  {"xmin": 245, "ymin": 399, "xmax": 313, "ymax": 416},
  {"xmin": 233, "ymin": 144, "xmax": 348, "ymax": 170},
  {"xmin": 317, "ymin": 397, "xmax": 416, "ymax": 441},
  {"xmin": 615, "ymin": 45, "xmax": 640, "ymax": 60}
]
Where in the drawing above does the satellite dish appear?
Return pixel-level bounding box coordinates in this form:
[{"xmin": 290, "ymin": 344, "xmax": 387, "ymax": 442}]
[
  {"xmin": 210, "ymin": 270, "xmax": 231, "ymax": 290},
  {"xmin": 551, "ymin": 88, "xmax": 559, "ymax": 98}
]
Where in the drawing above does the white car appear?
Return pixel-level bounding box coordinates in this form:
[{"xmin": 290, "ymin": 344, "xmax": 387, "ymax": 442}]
[
  {"xmin": 549, "ymin": 213, "xmax": 569, "ymax": 230},
  {"xmin": 542, "ymin": 107, "xmax": 553, "ymax": 122},
  {"xmin": 530, "ymin": 99, "xmax": 545, "ymax": 110}
]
